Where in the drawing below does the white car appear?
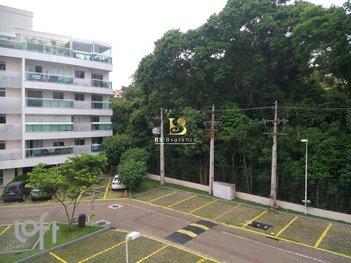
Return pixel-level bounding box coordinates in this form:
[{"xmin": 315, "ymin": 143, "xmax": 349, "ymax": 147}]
[{"xmin": 111, "ymin": 175, "xmax": 127, "ymax": 190}]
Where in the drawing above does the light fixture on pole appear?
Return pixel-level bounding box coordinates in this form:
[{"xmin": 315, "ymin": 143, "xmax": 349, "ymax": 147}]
[
  {"xmin": 125, "ymin": 231, "xmax": 140, "ymax": 263},
  {"xmin": 301, "ymin": 139, "xmax": 310, "ymax": 215}
]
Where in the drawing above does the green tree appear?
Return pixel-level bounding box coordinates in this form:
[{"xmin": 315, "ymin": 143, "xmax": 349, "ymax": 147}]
[
  {"xmin": 27, "ymin": 154, "xmax": 107, "ymax": 228},
  {"xmin": 118, "ymin": 161, "xmax": 147, "ymax": 197}
]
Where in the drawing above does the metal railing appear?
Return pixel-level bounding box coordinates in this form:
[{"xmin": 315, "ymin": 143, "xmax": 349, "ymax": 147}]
[
  {"xmin": 91, "ymin": 101, "xmax": 112, "ymax": 109},
  {"xmin": 26, "ymin": 98, "xmax": 74, "ymax": 108},
  {"xmin": 0, "ymin": 38, "xmax": 112, "ymax": 64},
  {"xmin": 91, "ymin": 123, "xmax": 112, "ymax": 131},
  {"xmin": 25, "ymin": 146, "xmax": 73, "ymax": 157},
  {"xmin": 26, "ymin": 72, "xmax": 112, "ymax": 88},
  {"xmin": 25, "ymin": 124, "xmax": 74, "ymax": 132}
]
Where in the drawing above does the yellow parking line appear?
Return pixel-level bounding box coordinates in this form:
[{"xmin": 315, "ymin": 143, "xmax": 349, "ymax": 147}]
[
  {"xmin": 78, "ymin": 240, "xmax": 125, "ymax": 263},
  {"xmin": 177, "ymin": 229, "xmax": 198, "ymax": 238},
  {"xmin": 190, "ymin": 200, "xmax": 217, "ymax": 214},
  {"xmin": 276, "ymin": 216, "xmax": 298, "ymax": 237},
  {"xmin": 190, "ymin": 222, "xmax": 209, "ymax": 231},
  {"xmin": 167, "ymin": 195, "xmax": 197, "ymax": 208},
  {"xmin": 133, "ymin": 198, "xmax": 351, "ymax": 260},
  {"xmin": 197, "ymin": 258, "xmax": 206, "ymax": 263},
  {"xmin": 50, "ymin": 252, "xmax": 68, "ymax": 263},
  {"xmin": 0, "ymin": 225, "xmax": 11, "ymax": 237},
  {"xmin": 243, "ymin": 210, "xmax": 268, "ymax": 227},
  {"xmin": 214, "ymin": 204, "xmax": 240, "ymax": 220},
  {"xmin": 103, "ymin": 178, "xmax": 112, "ymax": 200},
  {"xmin": 136, "ymin": 244, "xmax": 169, "ymax": 263},
  {"xmin": 149, "ymin": 191, "xmax": 176, "ymax": 203},
  {"xmin": 314, "ymin": 223, "xmax": 332, "ymax": 248}
]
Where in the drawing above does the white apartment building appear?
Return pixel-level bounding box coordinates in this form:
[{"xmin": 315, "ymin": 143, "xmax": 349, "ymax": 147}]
[{"xmin": 0, "ymin": 5, "xmax": 113, "ymax": 186}]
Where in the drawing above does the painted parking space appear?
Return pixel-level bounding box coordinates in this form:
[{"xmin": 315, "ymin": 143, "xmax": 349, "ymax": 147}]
[
  {"xmin": 30, "ymin": 229, "xmax": 218, "ymax": 263},
  {"xmin": 134, "ymin": 187, "xmax": 351, "ymax": 259}
]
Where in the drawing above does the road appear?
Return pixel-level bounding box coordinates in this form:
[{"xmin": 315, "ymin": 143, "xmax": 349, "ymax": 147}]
[{"xmin": 0, "ymin": 199, "xmax": 349, "ymax": 263}]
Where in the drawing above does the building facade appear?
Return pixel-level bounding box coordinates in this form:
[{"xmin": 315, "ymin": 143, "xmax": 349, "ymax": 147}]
[{"xmin": 0, "ymin": 5, "xmax": 113, "ymax": 186}]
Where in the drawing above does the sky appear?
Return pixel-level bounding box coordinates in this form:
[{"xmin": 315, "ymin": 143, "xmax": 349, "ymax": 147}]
[{"xmin": 0, "ymin": 0, "xmax": 346, "ymax": 90}]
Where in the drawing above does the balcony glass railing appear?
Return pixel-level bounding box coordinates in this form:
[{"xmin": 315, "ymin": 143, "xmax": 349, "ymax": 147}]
[
  {"xmin": 26, "ymin": 72, "xmax": 112, "ymax": 88},
  {"xmin": 26, "ymin": 146, "xmax": 73, "ymax": 157},
  {"xmin": 26, "ymin": 72, "xmax": 73, "ymax": 85},
  {"xmin": 91, "ymin": 101, "xmax": 112, "ymax": 109},
  {"xmin": 91, "ymin": 144, "xmax": 102, "ymax": 152},
  {"xmin": 26, "ymin": 124, "xmax": 73, "ymax": 132},
  {"xmin": 91, "ymin": 79, "xmax": 112, "ymax": 88},
  {"xmin": 0, "ymin": 38, "xmax": 112, "ymax": 64},
  {"xmin": 26, "ymin": 98, "xmax": 74, "ymax": 108},
  {"xmin": 91, "ymin": 123, "xmax": 112, "ymax": 131}
]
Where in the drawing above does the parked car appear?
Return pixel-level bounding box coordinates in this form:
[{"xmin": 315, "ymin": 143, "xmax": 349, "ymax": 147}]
[
  {"xmin": 111, "ymin": 175, "xmax": 127, "ymax": 190},
  {"xmin": 31, "ymin": 188, "xmax": 54, "ymax": 201},
  {"xmin": 2, "ymin": 182, "xmax": 31, "ymax": 202}
]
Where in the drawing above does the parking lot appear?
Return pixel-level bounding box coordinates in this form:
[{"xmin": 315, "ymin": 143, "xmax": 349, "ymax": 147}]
[
  {"xmin": 21, "ymin": 229, "xmax": 217, "ymax": 263},
  {"xmin": 134, "ymin": 187, "xmax": 351, "ymax": 258}
]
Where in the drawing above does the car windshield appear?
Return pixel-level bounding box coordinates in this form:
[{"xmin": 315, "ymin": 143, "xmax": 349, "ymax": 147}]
[
  {"xmin": 113, "ymin": 177, "xmax": 119, "ymax": 182},
  {"xmin": 5, "ymin": 185, "xmax": 18, "ymax": 192}
]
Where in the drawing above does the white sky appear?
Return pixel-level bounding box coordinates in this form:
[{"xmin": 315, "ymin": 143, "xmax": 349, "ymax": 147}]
[{"xmin": 0, "ymin": 0, "xmax": 345, "ymax": 90}]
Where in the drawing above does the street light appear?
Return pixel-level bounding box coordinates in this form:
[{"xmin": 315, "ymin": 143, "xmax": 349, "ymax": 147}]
[
  {"xmin": 301, "ymin": 139, "xmax": 310, "ymax": 215},
  {"xmin": 125, "ymin": 231, "xmax": 140, "ymax": 263}
]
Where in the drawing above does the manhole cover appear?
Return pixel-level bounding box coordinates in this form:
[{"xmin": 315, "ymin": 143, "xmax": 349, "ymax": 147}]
[
  {"xmin": 108, "ymin": 204, "xmax": 123, "ymax": 209},
  {"xmin": 249, "ymin": 221, "xmax": 273, "ymax": 231},
  {"xmin": 95, "ymin": 220, "xmax": 111, "ymax": 227}
]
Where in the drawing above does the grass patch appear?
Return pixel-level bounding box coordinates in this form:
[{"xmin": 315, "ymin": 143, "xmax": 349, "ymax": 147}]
[
  {"xmin": 218, "ymin": 205, "xmax": 265, "ymax": 227},
  {"xmin": 0, "ymin": 224, "xmax": 101, "ymax": 263},
  {"xmin": 152, "ymin": 191, "xmax": 193, "ymax": 207},
  {"xmin": 319, "ymin": 224, "xmax": 351, "ymax": 256},
  {"xmin": 281, "ymin": 217, "xmax": 328, "ymax": 246},
  {"xmin": 174, "ymin": 196, "xmax": 213, "ymax": 214}
]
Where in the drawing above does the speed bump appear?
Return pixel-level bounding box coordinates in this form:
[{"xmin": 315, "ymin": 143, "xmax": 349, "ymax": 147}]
[{"xmin": 166, "ymin": 220, "xmax": 216, "ymax": 244}]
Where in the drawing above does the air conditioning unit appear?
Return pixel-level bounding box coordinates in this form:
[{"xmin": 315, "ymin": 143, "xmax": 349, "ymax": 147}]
[{"xmin": 213, "ymin": 181, "xmax": 235, "ymax": 200}]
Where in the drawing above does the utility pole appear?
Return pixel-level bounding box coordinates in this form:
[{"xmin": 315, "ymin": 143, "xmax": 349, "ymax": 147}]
[
  {"xmin": 270, "ymin": 101, "xmax": 278, "ymax": 208},
  {"xmin": 160, "ymin": 107, "xmax": 165, "ymax": 186},
  {"xmin": 209, "ymin": 105, "xmax": 215, "ymax": 195},
  {"xmin": 263, "ymin": 101, "xmax": 287, "ymax": 209}
]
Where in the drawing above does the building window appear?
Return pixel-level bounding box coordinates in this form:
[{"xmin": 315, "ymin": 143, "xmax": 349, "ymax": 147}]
[
  {"xmin": 0, "ymin": 141, "xmax": 5, "ymax": 150},
  {"xmin": 27, "ymin": 90, "xmax": 42, "ymax": 98},
  {"xmin": 92, "ymin": 73, "xmax": 103, "ymax": 80},
  {"xmin": 75, "ymin": 70, "xmax": 85, "ymax": 79},
  {"xmin": 75, "ymin": 138, "xmax": 85, "ymax": 145},
  {"xmin": 15, "ymin": 168, "xmax": 18, "ymax": 177},
  {"xmin": 0, "ymin": 170, "xmax": 3, "ymax": 186},
  {"xmin": 92, "ymin": 137, "xmax": 103, "ymax": 144},
  {"xmin": 53, "ymin": 141, "xmax": 65, "ymax": 147},
  {"xmin": 0, "ymin": 88, "xmax": 5, "ymax": 97},
  {"xmin": 91, "ymin": 116, "xmax": 99, "ymax": 122},
  {"xmin": 0, "ymin": 114, "xmax": 6, "ymax": 124},
  {"xmin": 35, "ymin": 66, "xmax": 43, "ymax": 73},
  {"xmin": 0, "ymin": 61, "xmax": 6, "ymax": 71},
  {"xmin": 75, "ymin": 93, "xmax": 85, "ymax": 101},
  {"xmin": 91, "ymin": 94, "xmax": 103, "ymax": 101},
  {"xmin": 53, "ymin": 91, "xmax": 64, "ymax": 100}
]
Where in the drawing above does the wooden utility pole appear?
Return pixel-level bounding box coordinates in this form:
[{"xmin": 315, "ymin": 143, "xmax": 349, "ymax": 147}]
[
  {"xmin": 209, "ymin": 105, "xmax": 215, "ymax": 195},
  {"xmin": 160, "ymin": 107, "xmax": 165, "ymax": 186}
]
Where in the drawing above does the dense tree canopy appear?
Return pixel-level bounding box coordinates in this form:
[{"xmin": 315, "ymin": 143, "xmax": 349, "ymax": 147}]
[{"xmin": 110, "ymin": 0, "xmax": 351, "ymax": 213}]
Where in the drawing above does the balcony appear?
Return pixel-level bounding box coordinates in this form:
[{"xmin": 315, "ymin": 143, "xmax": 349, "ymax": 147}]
[
  {"xmin": 25, "ymin": 146, "xmax": 73, "ymax": 157},
  {"xmin": 26, "ymin": 124, "xmax": 73, "ymax": 132},
  {"xmin": 0, "ymin": 71, "xmax": 21, "ymax": 88},
  {"xmin": 0, "ymin": 124, "xmax": 22, "ymax": 140},
  {"xmin": 91, "ymin": 123, "xmax": 112, "ymax": 131},
  {"xmin": 0, "ymin": 149, "xmax": 22, "ymax": 161},
  {"xmin": 91, "ymin": 101, "xmax": 112, "ymax": 109},
  {"xmin": 26, "ymin": 72, "xmax": 112, "ymax": 89},
  {"xmin": 0, "ymin": 38, "xmax": 112, "ymax": 64},
  {"xmin": 26, "ymin": 98, "xmax": 74, "ymax": 108},
  {"xmin": 25, "ymin": 144, "xmax": 102, "ymax": 158},
  {"xmin": 73, "ymin": 123, "xmax": 91, "ymax": 132}
]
